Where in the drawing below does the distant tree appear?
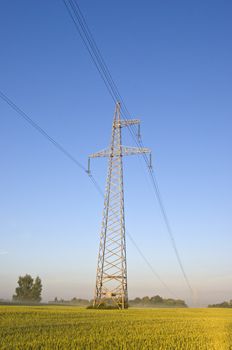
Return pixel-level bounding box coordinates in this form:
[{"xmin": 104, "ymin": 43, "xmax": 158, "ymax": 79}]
[
  {"xmin": 142, "ymin": 296, "xmax": 150, "ymax": 304},
  {"xmin": 31, "ymin": 276, "xmax": 42, "ymax": 302},
  {"xmin": 208, "ymin": 301, "xmax": 231, "ymax": 308},
  {"xmin": 12, "ymin": 274, "xmax": 42, "ymax": 303},
  {"xmin": 133, "ymin": 297, "xmax": 141, "ymax": 304},
  {"xmin": 150, "ymin": 295, "xmax": 163, "ymax": 304},
  {"xmin": 129, "ymin": 295, "xmax": 187, "ymax": 308}
]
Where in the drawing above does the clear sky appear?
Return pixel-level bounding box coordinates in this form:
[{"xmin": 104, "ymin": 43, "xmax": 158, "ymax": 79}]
[{"xmin": 0, "ymin": 0, "xmax": 231, "ymax": 306}]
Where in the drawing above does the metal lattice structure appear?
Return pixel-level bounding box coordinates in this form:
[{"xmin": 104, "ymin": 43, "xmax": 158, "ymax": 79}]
[{"xmin": 89, "ymin": 102, "xmax": 150, "ymax": 309}]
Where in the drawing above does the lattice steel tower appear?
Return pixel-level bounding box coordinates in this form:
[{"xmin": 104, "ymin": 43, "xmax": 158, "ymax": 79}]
[{"xmin": 89, "ymin": 102, "xmax": 150, "ymax": 309}]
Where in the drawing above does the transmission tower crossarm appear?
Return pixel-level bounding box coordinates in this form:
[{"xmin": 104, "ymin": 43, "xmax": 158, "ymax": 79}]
[
  {"xmin": 89, "ymin": 146, "xmax": 150, "ymax": 159},
  {"xmin": 89, "ymin": 148, "xmax": 110, "ymax": 158},
  {"xmin": 121, "ymin": 146, "xmax": 151, "ymax": 156},
  {"xmin": 117, "ymin": 119, "xmax": 140, "ymax": 127}
]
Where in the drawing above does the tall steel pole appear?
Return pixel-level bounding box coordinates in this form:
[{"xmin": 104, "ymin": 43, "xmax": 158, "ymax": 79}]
[{"xmin": 89, "ymin": 102, "xmax": 150, "ymax": 309}]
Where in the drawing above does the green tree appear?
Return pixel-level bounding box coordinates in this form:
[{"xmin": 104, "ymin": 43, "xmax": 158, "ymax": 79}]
[
  {"xmin": 12, "ymin": 274, "xmax": 42, "ymax": 302},
  {"xmin": 150, "ymin": 295, "xmax": 163, "ymax": 304},
  {"xmin": 31, "ymin": 276, "xmax": 42, "ymax": 302},
  {"xmin": 142, "ymin": 296, "xmax": 150, "ymax": 304},
  {"xmin": 133, "ymin": 297, "xmax": 141, "ymax": 304}
]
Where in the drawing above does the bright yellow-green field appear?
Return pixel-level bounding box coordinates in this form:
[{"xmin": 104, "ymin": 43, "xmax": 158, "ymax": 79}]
[{"xmin": 0, "ymin": 306, "xmax": 232, "ymax": 349}]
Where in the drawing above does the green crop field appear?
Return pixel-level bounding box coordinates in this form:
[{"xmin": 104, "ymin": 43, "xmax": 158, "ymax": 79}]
[{"xmin": 0, "ymin": 306, "xmax": 232, "ymax": 349}]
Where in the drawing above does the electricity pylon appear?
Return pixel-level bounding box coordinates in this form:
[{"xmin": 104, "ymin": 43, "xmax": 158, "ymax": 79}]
[{"xmin": 89, "ymin": 102, "xmax": 151, "ymax": 309}]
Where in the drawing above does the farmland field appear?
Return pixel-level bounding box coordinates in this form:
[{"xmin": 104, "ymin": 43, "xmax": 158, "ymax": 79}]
[{"xmin": 0, "ymin": 306, "xmax": 232, "ymax": 349}]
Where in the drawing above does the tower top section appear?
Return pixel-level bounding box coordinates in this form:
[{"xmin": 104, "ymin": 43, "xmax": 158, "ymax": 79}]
[{"xmin": 89, "ymin": 102, "xmax": 150, "ymax": 160}]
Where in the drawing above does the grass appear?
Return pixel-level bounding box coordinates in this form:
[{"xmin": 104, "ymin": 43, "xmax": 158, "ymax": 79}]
[{"xmin": 0, "ymin": 306, "xmax": 232, "ymax": 349}]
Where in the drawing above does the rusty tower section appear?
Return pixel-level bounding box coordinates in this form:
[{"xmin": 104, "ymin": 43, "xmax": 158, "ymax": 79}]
[{"xmin": 89, "ymin": 102, "xmax": 150, "ymax": 309}]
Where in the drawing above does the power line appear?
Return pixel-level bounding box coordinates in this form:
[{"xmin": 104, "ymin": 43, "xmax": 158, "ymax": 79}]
[
  {"xmin": 0, "ymin": 89, "xmax": 107, "ymax": 195},
  {"xmin": 62, "ymin": 0, "xmax": 117, "ymax": 104},
  {"xmin": 0, "ymin": 90, "xmax": 86, "ymax": 172},
  {"xmin": 62, "ymin": 0, "xmax": 193, "ymax": 296},
  {"xmin": 0, "ymin": 89, "xmax": 174, "ymax": 296},
  {"xmin": 126, "ymin": 230, "xmax": 178, "ymax": 298}
]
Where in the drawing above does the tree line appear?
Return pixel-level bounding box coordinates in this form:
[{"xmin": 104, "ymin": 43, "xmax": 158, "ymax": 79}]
[
  {"xmin": 208, "ymin": 300, "xmax": 232, "ymax": 308},
  {"xmin": 10, "ymin": 274, "xmax": 188, "ymax": 308},
  {"xmin": 129, "ymin": 295, "xmax": 187, "ymax": 307}
]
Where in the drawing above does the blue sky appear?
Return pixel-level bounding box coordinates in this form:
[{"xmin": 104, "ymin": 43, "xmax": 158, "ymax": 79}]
[{"xmin": 0, "ymin": 0, "xmax": 231, "ymax": 306}]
